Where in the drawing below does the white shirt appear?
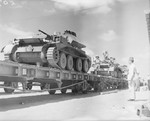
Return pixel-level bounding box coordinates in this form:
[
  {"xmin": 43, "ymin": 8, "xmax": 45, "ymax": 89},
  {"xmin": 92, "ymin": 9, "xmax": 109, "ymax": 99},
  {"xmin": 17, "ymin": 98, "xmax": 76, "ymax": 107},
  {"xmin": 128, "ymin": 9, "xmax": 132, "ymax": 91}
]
[
  {"xmin": 95, "ymin": 58, "xmax": 100, "ymax": 64},
  {"xmin": 128, "ymin": 63, "xmax": 139, "ymax": 80}
]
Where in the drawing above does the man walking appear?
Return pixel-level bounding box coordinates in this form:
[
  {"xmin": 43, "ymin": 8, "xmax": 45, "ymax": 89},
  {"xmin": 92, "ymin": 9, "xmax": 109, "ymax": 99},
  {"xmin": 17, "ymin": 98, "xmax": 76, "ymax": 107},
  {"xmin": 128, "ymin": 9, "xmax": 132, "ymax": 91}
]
[{"xmin": 127, "ymin": 57, "xmax": 139, "ymax": 101}]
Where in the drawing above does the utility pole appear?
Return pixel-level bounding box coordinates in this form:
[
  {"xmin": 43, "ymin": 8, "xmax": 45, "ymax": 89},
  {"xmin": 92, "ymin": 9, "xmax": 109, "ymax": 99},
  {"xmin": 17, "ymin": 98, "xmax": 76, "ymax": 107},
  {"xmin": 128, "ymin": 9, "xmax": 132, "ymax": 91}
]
[
  {"xmin": 145, "ymin": 0, "xmax": 150, "ymax": 90},
  {"xmin": 145, "ymin": 0, "xmax": 150, "ymax": 91},
  {"xmin": 136, "ymin": 0, "xmax": 150, "ymax": 117},
  {"xmin": 145, "ymin": 11, "xmax": 150, "ymax": 44}
]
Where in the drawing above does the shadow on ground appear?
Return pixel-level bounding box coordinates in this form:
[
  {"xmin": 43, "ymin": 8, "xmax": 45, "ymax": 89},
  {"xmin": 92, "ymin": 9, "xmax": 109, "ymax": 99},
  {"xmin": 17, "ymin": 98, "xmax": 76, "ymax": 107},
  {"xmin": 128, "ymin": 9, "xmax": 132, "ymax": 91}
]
[{"xmin": 0, "ymin": 91, "xmax": 100, "ymax": 112}]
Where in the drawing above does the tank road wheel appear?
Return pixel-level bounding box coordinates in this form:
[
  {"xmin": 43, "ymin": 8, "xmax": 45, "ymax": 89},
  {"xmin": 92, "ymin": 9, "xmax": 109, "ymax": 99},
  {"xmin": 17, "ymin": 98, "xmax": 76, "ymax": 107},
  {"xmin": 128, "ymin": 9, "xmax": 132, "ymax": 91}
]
[
  {"xmin": 58, "ymin": 52, "xmax": 67, "ymax": 69},
  {"xmin": 88, "ymin": 60, "xmax": 91, "ymax": 70},
  {"xmin": 83, "ymin": 60, "xmax": 89, "ymax": 73},
  {"xmin": 66, "ymin": 55, "xmax": 73, "ymax": 71},
  {"xmin": 3, "ymin": 82, "xmax": 18, "ymax": 93},
  {"xmin": 76, "ymin": 58, "xmax": 82, "ymax": 72}
]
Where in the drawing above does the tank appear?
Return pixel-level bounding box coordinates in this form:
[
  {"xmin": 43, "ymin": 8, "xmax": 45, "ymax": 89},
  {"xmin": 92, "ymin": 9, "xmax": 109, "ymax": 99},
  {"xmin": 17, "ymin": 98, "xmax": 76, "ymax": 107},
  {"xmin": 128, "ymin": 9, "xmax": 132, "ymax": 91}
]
[
  {"xmin": 92, "ymin": 52, "xmax": 127, "ymax": 79},
  {"xmin": 2, "ymin": 30, "xmax": 91, "ymax": 73}
]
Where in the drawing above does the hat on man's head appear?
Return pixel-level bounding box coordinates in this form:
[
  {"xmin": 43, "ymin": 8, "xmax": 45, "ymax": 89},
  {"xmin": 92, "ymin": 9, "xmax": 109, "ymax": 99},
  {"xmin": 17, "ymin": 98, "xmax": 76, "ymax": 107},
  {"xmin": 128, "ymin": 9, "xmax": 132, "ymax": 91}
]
[{"xmin": 129, "ymin": 57, "xmax": 134, "ymax": 62}]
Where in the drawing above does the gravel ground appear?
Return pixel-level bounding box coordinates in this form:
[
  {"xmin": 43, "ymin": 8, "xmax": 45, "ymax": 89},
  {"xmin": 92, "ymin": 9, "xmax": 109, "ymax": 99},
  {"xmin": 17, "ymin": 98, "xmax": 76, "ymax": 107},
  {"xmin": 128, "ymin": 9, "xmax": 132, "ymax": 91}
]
[{"xmin": 0, "ymin": 88, "xmax": 149, "ymax": 120}]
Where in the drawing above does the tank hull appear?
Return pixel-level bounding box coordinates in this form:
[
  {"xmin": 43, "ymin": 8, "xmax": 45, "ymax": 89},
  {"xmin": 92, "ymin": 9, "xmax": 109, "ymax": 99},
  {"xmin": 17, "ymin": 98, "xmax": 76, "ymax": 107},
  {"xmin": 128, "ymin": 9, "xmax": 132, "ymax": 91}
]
[{"xmin": 3, "ymin": 37, "xmax": 91, "ymax": 72}]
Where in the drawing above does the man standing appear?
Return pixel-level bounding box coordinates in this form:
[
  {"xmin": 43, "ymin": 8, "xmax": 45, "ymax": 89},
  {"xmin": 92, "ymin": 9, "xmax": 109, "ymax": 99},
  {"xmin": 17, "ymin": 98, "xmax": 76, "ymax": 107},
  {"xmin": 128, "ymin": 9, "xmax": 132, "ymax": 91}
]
[
  {"xmin": 147, "ymin": 74, "xmax": 150, "ymax": 90},
  {"xmin": 94, "ymin": 56, "xmax": 101, "ymax": 70},
  {"xmin": 127, "ymin": 57, "xmax": 139, "ymax": 101}
]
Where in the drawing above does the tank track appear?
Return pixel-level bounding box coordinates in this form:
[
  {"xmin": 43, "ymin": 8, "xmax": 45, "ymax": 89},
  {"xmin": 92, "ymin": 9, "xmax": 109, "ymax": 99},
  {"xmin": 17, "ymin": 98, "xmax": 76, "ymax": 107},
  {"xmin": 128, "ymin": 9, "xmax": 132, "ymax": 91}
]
[{"xmin": 46, "ymin": 47, "xmax": 61, "ymax": 69}]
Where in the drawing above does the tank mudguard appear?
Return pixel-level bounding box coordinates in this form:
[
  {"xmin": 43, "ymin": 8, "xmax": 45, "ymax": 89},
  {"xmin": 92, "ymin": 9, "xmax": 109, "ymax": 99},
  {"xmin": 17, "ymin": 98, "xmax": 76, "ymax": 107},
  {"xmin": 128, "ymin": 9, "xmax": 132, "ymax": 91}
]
[
  {"xmin": 3, "ymin": 44, "xmax": 17, "ymax": 54},
  {"xmin": 3, "ymin": 44, "xmax": 18, "ymax": 61}
]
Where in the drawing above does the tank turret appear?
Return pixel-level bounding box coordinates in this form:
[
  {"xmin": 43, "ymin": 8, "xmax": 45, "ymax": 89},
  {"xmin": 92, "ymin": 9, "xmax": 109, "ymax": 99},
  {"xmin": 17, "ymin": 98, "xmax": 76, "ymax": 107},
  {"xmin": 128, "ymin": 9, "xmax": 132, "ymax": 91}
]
[{"xmin": 1, "ymin": 30, "xmax": 91, "ymax": 73}]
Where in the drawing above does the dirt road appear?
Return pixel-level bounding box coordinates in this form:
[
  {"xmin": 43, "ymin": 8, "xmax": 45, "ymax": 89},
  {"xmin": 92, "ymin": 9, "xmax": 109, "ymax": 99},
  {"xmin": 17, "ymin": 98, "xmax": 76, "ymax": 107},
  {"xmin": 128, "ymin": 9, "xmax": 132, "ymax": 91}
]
[{"xmin": 0, "ymin": 89, "xmax": 149, "ymax": 120}]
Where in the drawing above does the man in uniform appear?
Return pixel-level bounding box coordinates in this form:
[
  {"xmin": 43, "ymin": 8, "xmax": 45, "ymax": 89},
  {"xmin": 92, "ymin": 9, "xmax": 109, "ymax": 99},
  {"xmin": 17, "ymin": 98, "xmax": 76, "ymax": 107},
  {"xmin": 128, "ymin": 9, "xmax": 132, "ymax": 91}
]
[
  {"xmin": 127, "ymin": 57, "xmax": 139, "ymax": 101},
  {"xmin": 103, "ymin": 51, "xmax": 110, "ymax": 63},
  {"xmin": 94, "ymin": 55, "xmax": 101, "ymax": 70}
]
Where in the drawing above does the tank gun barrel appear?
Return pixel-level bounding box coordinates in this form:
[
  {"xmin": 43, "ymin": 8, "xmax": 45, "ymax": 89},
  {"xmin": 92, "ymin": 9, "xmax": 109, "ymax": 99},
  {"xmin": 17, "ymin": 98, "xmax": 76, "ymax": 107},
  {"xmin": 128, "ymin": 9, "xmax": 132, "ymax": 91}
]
[{"xmin": 38, "ymin": 29, "xmax": 53, "ymax": 40}]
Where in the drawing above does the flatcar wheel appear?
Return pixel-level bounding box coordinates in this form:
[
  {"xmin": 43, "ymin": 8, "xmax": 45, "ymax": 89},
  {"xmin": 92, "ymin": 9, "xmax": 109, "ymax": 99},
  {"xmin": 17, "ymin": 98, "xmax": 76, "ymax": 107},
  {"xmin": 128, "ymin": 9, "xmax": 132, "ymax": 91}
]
[
  {"xmin": 49, "ymin": 90, "xmax": 56, "ymax": 94},
  {"xmin": 82, "ymin": 90, "xmax": 87, "ymax": 94},
  {"xmin": 61, "ymin": 88, "xmax": 67, "ymax": 94},
  {"xmin": 58, "ymin": 52, "xmax": 67, "ymax": 69},
  {"xmin": 26, "ymin": 82, "xmax": 32, "ymax": 90},
  {"xmin": 66, "ymin": 55, "xmax": 73, "ymax": 70},
  {"xmin": 93, "ymin": 82, "xmax": 99, "ymax": 92},
  {"xmin": 72, "ymin": 88, "xmax": 78, "ymax": 93},
  {"xmin": 40, "ymin": 83, "xmax": 46, "ymax": 90},
  {"xmin": 83, "ymin": 59, "xmax": 89, "ymax": 73},
  {"xmin": 48, "ymin": 83, "xmax": 57, "ymax": 95},
  {"xmin": 76, "ymin": 58, "xmax": 82, "ymax": 72},
  {"xmin": 94, "ymin": 86, "xmax": 99, "ymax": 92},
  {"xmin": 3, "ymin": 82, "xmax": 17, "ymax": 93}
]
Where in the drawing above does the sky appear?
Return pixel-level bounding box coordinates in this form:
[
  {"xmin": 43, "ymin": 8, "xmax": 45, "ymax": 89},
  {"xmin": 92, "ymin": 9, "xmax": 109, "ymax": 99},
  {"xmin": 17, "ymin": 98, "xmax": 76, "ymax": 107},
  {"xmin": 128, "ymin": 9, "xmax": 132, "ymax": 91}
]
[{"xmin": 0, "ymin": 0, "xmax": 150, "ymax": 78}]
